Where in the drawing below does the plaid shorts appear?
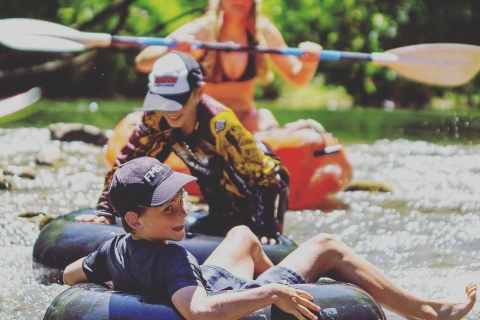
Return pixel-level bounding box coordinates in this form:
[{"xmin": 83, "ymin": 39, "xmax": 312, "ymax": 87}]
[{"xmin": 200, "ymin": 264, "xmax": 306, "ymax": 292}]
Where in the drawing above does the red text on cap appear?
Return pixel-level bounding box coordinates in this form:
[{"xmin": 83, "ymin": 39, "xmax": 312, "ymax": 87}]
[{"xmin": 154, "ymin": 76, "xmax": 178, "ymax": 85}]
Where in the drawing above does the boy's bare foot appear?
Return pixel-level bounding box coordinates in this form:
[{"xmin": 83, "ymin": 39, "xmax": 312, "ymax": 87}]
[{"xmin": 428, "ymin": 282, "xmax": 477, "ymax": 320}]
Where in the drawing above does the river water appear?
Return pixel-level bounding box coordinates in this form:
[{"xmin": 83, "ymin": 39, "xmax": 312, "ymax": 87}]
[{"xmin": 0, "ymin": 127, "xmax": 479, "ymax": 319}]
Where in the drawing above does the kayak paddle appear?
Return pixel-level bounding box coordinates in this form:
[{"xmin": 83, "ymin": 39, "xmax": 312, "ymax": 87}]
[
  {"xmin": 1, "ymin": 18, "xmax": 479, "ymax": 87},
  {"xmin": 0, "ymin": 87, "xmax": 41, "ymax": 120}
]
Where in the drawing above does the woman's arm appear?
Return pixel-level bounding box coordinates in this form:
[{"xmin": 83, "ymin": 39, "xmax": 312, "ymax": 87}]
[
  {"xmin": 172, "ymin": 283, "xmax": 319, "ymax": 320},
  {"xmin": 260, "ymin": 17, "xmax": 321, "ymax": 87},
  {"xmin": 63, "ymin": 257, "xmax": 88, "ymax": 286},
  {"xmin": 135, "ymin": 46, "xmax": 170, "ymax": 73},
  {"xmin": 135, "ymin": 18, "xmax": 211, "ymax": 73}
]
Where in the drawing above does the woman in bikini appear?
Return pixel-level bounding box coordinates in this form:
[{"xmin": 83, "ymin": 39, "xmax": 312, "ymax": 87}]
[{"xmin": 135, "ymin": 0, "xmax": 322, "ymax": 132}]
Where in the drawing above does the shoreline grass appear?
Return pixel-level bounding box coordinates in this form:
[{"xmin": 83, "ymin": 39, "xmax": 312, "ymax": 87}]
[{"xmin": 2, "ymin": 98, "xmax": 480, "ymax": 145}]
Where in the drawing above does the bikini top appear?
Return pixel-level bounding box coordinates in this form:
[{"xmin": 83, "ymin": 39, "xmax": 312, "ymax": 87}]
[
  {"xmin": 221, "ymin": 49, "xmax": 257, "ymax": 82},
  {"xmin": 200, "ymin": 31, "xmax": 257, "ymax": 83}
]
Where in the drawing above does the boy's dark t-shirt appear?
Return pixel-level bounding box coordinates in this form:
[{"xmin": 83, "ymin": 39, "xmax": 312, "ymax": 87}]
[{"xmin": 82, "ymin": 234, "xmax": 207, "ymax": 297}]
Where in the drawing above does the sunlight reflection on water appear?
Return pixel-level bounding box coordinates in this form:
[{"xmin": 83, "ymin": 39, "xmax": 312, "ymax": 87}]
[
  {"xmin": 286, "ymin": 139, "xmax": 480, "ymax": 319},
  {"xmin": 1, "ymin": 129, "xmax": 479, "ymax": 319}
]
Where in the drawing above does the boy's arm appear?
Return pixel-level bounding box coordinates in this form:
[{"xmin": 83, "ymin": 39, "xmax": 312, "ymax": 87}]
[
  {"xmin": 212, "ymin": 110, "xmax": 285, "ymax": 188},
  {"xmin": 63, "ymin": 257, "xmax": 88, "ymax": 286},
  {"xmin": 172, "ymin": 283, "xmax": 319, "ymax": 320}
]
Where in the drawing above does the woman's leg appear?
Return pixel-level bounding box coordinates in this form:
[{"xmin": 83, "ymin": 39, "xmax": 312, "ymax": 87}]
[
  {"xmin": 279, "ymin": 233, "xmax": 476, "ymax": 320},
  {"xmin": 203, "ymin": 225, "xmax": 274, "ymax": 279}
]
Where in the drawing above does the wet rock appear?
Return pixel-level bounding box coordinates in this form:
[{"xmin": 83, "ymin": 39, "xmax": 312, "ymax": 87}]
[
  {"xmin": 39, "ymin": 215, "xmax": 54, "ymax": 230},
  {"xmin": 18, "ymin": 212, "xmax": 46, "ymax": 218},
  {"xmin": 345, "ymin": 180, "xmax": 391, "ymax": 192},
  {"xmin": 0, "ymin": 169, "xmax": 12, "ymax": 190},
  {"xmin": 35, "ymin": 143, "xmax": 64, "ymax": 166},
  {"xmin": 49, "ymin": 122, "xmax": 108, "ymax": 146},
  {"xmin": 0, "ymin": 180, "xmax": 11, "ymax": 190},
  {"xmin": 2, "ymin": 168, "xmax": 36, "ymax": 179},
  {"xmin": 18, "ymin": 171, "xmax": 36, "ymax": 179},
  {"xmin": 19, "ymin": 212, "xmax": 48, "ymax": 224}
]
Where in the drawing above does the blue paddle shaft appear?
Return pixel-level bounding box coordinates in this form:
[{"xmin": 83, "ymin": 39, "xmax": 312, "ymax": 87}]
[{"xmin": 111, "ymin": 35, "xmax": 374, "ymax": 62}]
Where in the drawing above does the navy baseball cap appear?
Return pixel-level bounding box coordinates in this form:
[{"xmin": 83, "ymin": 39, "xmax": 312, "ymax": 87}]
[
  {"xmin": 142, "ymin": 52, "xmax": 204, "ymax": 112},
  {"xmin": 108, "ymin": 157, "xmax": 197, "ymax": 217}
]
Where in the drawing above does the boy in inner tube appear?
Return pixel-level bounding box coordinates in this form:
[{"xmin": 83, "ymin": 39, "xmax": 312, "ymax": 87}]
[
  {"xmin": 76, "ymin": 51, "xmax": 289, "ymax": 244},
  {"xmin": 64, "ymin": 156, "xmax": 476, "ymax": 320}
]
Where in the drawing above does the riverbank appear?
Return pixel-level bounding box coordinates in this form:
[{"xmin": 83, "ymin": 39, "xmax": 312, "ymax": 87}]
[{"xmin": 2, "ymin": 98, "xmax": 480, "ymax": 145}]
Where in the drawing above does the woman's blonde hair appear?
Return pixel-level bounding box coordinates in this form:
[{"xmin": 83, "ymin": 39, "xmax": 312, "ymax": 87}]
[{"xmin": 200, "ymin": 0, "xmax": 273, "ymax": 84}]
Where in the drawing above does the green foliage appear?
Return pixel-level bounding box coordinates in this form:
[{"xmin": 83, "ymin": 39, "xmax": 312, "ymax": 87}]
[
  {"xmin": 262, "ymin": 0, "xmax": 480, "ymax": 108},
  {"xmin": 1, "ymin": 0, "xmax": 479, "ymax": 109}
]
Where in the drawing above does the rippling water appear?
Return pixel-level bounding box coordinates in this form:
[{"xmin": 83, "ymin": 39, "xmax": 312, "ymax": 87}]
[{"xmin": 1, "ymin": 128, "xmax": 479, "ymax": 319}]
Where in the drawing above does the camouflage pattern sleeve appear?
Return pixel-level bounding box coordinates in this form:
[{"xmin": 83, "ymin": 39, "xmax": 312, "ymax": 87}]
[
  {"xmin": 96, "ymin": 112, "xmax": 173, "ymax": 220},
  {"xmin": 210, "ymin": 109, "xmax": 282, "ymax": 188}
]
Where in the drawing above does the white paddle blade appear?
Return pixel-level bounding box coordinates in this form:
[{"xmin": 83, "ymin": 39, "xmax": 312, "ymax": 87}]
[
  {"xmin": 0, "ymin": 87, "xmax": 41, "ymax": 118},
  {"xmin": 0, "ymin": 18, "xmax": 111, "ymax": 52},
  {"xmin": 375, "ymin": 43, "xmax": 480, "ymax": 87},
  {"xmin": 0, "ymin": 18, "xmax": 83, "ymax": 37},
  {"xmin": 0, "ymin": 18, "xmax": 86, "ymax": 51},
  {"xmin": 0, "ymin": 34, "xmax": 86, "ymax": 52}
]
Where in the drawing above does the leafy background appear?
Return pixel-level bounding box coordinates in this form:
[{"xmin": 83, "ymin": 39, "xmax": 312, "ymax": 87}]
[{"xmin": 1, "ymin": 0, "xmax": 479, "ymax": 109}]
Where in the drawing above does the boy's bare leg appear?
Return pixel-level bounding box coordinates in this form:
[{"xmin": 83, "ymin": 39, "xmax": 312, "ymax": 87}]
[
  {"xmin": 279, "ymin": 233, "xmax": 476, "ymax": 320},
  {"xmin": 203, "ymin": 226, "xmax": 274, "ymax": 279}
]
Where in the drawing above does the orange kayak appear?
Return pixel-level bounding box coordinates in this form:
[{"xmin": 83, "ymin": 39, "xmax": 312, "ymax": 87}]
[{"xmin": 104, "ymin": 112, "xmax": 353, "ymax": 210}]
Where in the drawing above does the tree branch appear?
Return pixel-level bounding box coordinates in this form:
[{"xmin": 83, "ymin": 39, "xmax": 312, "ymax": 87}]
[
  {"xmin": 0, "ymin": 52, "xmax": 97, "ymax": 82},
  {"xmin": 150, "ymin": 6, "xmax": 206, "ymax": 35},
  {"xmin": 74, "ymin": 0, "xmax": 136, "ymax": 31}
]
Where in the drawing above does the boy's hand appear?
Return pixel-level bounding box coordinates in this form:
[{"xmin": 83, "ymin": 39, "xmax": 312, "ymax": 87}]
[{"xmin": 272, "ymin": 284, "xmax": 320, "ymax": 319}]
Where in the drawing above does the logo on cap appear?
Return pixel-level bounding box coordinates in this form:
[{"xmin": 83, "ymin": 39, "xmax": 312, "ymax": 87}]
[
  {"xmin": 143, "ymin": 164, "xmax": 165, "ymax": 183},
  {"xmin": 154, "ymin": 76, "xmax": 178, "ymax": 87}
]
